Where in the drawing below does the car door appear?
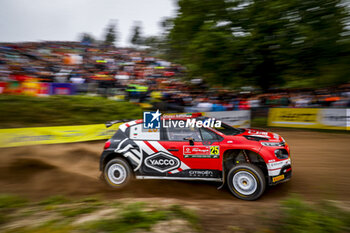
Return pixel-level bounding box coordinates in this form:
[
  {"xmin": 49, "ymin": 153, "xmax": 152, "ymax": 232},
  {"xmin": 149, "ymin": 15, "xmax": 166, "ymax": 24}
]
[
  {"xmin": 127, "ymin": 123, "xmax": 166, "ymax": 177},
  {"xmin": 159, "ymin": 125, "xmax": 222, "ymax": 179},
  {"xmin": 128, "ymin": 123, "xmax": 188, "ymax": 177}
]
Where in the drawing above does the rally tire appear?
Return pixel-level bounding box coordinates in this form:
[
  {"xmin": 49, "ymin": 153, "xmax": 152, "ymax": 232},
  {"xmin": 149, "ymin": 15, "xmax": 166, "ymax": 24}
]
[
  {"xmin": 227, "ymin": 163, "xmax": 266, "ymax": 201},
  {"xmin": 104, "ymin": 158, "xmax": 133, "ymax": 188}
]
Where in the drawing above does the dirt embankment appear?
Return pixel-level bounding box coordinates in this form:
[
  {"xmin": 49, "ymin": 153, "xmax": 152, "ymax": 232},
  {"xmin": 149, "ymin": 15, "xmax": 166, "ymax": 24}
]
[{"xmin": 1, "ymin": 129, "xmax": 350, "ymax": 232}]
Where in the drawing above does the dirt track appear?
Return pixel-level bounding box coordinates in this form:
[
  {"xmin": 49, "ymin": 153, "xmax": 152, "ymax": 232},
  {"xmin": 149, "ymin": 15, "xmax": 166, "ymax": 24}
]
[{"xmin": 1, "ymin": 129, "xmax": 350, "ymax": 231}]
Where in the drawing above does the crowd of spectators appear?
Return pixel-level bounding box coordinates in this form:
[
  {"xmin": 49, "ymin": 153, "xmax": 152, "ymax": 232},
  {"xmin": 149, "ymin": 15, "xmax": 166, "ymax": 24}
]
[
  {"xmin": 156, "ymin": 86, "xmax": 350, "ymax": 112},
  {"xmin": 0, "ymin": 41, "xmax": 349, "ymax": 112},
  {"xmin": 0, "ymin": 41, "xmax": 183, "ymax": 96}
]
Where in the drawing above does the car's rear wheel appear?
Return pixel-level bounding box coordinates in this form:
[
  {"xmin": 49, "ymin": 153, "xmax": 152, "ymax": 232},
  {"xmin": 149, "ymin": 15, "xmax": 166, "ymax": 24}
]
[
  {"xmin": 104, "ymin": 158, "xmax": 132, "ymax": 188},
  {"xmin": 227, "ymin": 163, "xmax": 266, "ymax": 201}
]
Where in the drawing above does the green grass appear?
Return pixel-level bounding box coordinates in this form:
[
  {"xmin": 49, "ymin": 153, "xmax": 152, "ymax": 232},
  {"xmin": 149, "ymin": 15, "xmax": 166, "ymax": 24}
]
[
  {"xmin": 271, "ymin": 196, "xmax": 350, "ymax": 233},
  {"xmin": 0, "ymin": 95, "xmax": 143, "ymax": 128},
  {"xmin": 78, "ymin": 196, "xmax": 101, "ymax": 203},
  {"xmin": 0, "ymin": 194, "xmax": 200, "ymax": 233},
  {"xmin": 169, "ymin": 204, "xmax": 200, "ymax": 230},
  {"xmin": 0, "ymin": 194, "xmax": 27, "ymax": 209},
  {"xmin": 0, "ymin": 194, "xmax": 28, "ymax": 226},
  {"xmin": 83, "ymin": 202, "xmax": 168, "ymax": 233},
  {"xmin": 60, "ymin": 206, "xmax": 97, "ymax": 218},
  {"xmin": 38, "ymin": 195, "xmax": 70, "ymax": 206},
  {"xmin": 0, "ymin": 212, "xmax": 9, "ymax": 225},
  {"xmin": 82, "ymin": 203, "xmax": 201, "ymax": 233},
  {"xmin": 2, "ymin": 193, "xmax": 350, "ymax": 233},
  {"xmin": 5, "ymin": 221, "xmax": 74, "ymax": 233}
]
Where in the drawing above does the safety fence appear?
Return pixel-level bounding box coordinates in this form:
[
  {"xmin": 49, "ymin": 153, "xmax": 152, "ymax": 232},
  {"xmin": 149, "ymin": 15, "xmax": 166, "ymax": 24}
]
[
  {"xmin": 268, "ymin": 108, "xmax": 350, "ymax": 130},
  {"xmin": 0, "ymin": 124, "xmax": 121, "ymax": 148},
  {"xmin": 1, "ymin": 108, "xmax": 348, "ymax": 148},
  {"xmin": 0, "ymin": 110, "xmax": 250, "ymax": 148}
]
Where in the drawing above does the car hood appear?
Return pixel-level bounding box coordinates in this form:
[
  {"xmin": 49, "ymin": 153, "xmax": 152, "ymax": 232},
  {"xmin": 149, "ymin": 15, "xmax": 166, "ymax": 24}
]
[{"xmin": 238, "ymin": 128, "xmax": 284, "ymax": 142}]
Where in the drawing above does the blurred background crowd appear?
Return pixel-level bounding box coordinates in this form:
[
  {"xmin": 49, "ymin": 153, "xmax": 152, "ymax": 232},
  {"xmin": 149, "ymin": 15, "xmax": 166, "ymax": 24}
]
[
  {"xmin": 1, "ymin": 0, "xmax": 350, "ymax": 113},
  {"xmin": 1, "ymin": 41, "xmax": 349, "ymax": 112}
]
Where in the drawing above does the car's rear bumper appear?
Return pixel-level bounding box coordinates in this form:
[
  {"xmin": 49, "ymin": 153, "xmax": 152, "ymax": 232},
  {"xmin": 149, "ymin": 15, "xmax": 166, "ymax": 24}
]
[{"xmin": 99, "ymin": 150, "xmax": 114, "ymax": 171}]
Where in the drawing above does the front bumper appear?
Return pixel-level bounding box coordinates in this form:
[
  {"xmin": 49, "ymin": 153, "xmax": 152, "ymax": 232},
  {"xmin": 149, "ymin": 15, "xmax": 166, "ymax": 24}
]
[{"xmin": 268, "ymin": 164, "xmax": 292, "ymax": 185}]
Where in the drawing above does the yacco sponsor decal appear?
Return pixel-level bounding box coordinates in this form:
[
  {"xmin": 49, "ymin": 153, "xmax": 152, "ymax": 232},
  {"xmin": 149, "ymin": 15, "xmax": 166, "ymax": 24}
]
[
  {"xmin": 183, "ymin": 145, "xmax": 220, "ymax": 158},
  {"xmin": 144, "ymin": 152, "xmax": 180, "ymax": 173},
  {"xmin": 137, "ymin": 140, "xmax": 191, "ymax": 174}
]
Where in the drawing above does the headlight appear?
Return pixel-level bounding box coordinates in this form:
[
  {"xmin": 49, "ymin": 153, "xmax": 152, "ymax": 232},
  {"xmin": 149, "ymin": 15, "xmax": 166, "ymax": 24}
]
[
  {"xmin": 274, "ymin": 149, "xmax": 289, "ymax": 159},
  {"xmin": 261, "ymin": 142, "xmax": 285, "ymax": 147}
]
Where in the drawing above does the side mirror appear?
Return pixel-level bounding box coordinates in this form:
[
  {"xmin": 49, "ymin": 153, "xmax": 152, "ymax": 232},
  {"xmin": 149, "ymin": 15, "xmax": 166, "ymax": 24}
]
[{"xmin": 184, "ymin": 137, "xmax": 194, "ymax": 146}]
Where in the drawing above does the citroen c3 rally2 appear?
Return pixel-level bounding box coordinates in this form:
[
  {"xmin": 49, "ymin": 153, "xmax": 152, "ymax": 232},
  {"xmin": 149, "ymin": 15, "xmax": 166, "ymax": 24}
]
[{"xmin": 100, "ymin": 114, "xmax": 292, "ymax": 201}]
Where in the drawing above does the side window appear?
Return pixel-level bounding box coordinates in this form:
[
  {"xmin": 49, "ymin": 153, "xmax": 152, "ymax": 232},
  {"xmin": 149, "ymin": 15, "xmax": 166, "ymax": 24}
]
[
  {"xmin": 200, "ymin": 128, "xmax": 219, "ymax": 141},
  {"xmin": 129, "ymin": 124, "xmax": 160, "ymax": 140},
  {"xmin": 165, "ymin": 127, "xmax": 202, "ymax": 141}
]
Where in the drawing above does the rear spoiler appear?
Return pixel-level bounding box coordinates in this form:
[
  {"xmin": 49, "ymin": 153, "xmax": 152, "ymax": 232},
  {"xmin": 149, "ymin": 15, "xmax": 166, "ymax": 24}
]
[{"xmin": 105, "ymin": 119, "xmax": 134, "ymax": 128}]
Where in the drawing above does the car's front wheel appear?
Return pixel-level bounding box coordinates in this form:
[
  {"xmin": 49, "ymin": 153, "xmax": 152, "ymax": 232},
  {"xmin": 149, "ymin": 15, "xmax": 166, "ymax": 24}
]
[
  {"xmin": 104, "ymin": 158, "xmax": 132, "ymax": 188},
  {"xmin": 227, "ymin": 163, "xmax": 266, "ymax": 201}
]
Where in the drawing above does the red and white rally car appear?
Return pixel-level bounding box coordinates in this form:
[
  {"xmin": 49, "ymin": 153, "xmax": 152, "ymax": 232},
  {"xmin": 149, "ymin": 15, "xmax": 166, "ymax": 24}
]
[{"xmin": 100, "ymin": 114, "xmax": 291, "ymax": 200}]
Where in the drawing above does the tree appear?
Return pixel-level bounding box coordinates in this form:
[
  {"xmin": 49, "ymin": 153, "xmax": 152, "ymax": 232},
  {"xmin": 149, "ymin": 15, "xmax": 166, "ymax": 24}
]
[
  {"xmin": 104, "ymin": 22, "xmax": 117, "ymax": 46},
  {"xmin": 79, "ymin": 33, "xmax": 95, "ymax": 45},
  {"xmin": 167, "ymin": 0, "xmax": 350, "ymax": 89},
  {"xmin": 130, "ymin": 22, "xmax": 143, "ymax": 46}
]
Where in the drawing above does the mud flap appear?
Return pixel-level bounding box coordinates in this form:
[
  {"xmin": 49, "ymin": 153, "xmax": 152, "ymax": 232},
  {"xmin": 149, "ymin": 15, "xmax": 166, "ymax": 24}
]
[
  {"xmin": 217, "ymin": 169, "xmax": 225, "ymax": 189},
  {"xmin": 217, "ymin": 182, "xmax": 225, "ymax": 190}
]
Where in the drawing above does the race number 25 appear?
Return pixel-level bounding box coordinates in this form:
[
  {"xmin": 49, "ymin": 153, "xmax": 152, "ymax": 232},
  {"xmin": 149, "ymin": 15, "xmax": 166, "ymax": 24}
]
[{"xmin": 210, "ymin": 146, "xmax": 219, "ymax": 155}]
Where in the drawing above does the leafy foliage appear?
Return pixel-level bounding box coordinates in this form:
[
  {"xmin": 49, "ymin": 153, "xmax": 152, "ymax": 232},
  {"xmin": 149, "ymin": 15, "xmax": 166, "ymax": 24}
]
[
  {"xmin": 79, "ymin": 33, "xmax": 95, "ymax": 45},
  {"xmin": 166, "ymin": 0, "xmax": 350, "ymax": 89},
  {"xmin": 130, "ymin": 22, "xmax": 143, "ymax": 46},
  {"xmin": 104, "ymin": 23, "xmax": 117, "ymax": 46}
]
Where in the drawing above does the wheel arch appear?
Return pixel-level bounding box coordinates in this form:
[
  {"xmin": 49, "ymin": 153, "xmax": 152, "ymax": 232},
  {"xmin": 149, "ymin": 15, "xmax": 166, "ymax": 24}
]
[
  {"xmin": 100, "ymin": 152, "xmax": 135, "ymax": 172},
  {"xmin": 222, "ymin": 149, "xmax": 268, "ymax": 181}
]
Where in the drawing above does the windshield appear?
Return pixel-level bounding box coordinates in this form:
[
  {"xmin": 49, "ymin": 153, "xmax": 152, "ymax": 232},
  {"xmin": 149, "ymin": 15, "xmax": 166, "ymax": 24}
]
[{"xmin": 212, "ymin": 122, "xmax": 244, "ymax": 135}]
